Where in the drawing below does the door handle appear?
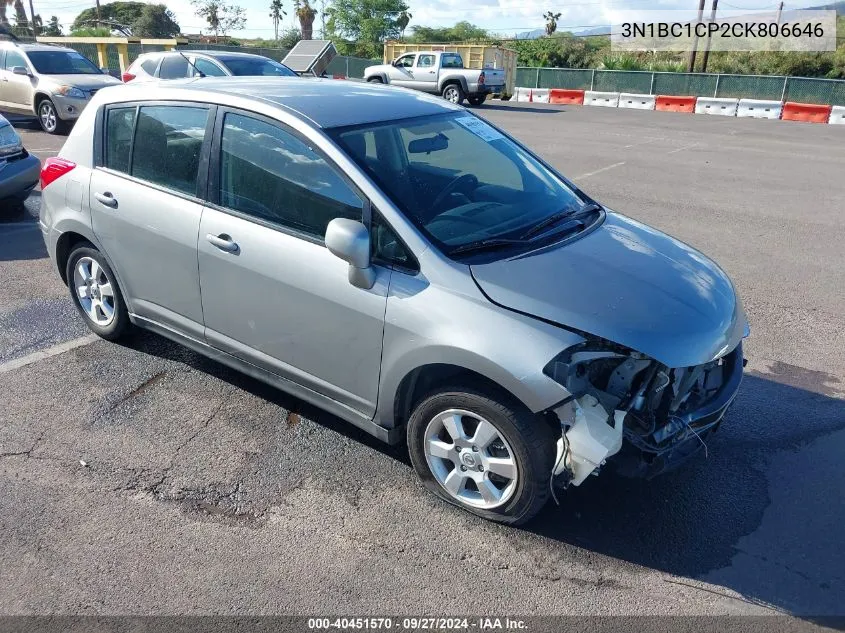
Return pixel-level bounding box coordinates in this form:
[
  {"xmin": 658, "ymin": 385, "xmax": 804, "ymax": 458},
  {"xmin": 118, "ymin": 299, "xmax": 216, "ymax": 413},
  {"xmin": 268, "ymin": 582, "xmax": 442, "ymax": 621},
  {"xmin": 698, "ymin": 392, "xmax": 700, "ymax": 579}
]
[
  {"xmin": 206, "ymin": 233, "xmax": 239, "ymax": 253},
  {"xmin": 94, "ymin": 191, "xmax": 117, "ymax": 208}
]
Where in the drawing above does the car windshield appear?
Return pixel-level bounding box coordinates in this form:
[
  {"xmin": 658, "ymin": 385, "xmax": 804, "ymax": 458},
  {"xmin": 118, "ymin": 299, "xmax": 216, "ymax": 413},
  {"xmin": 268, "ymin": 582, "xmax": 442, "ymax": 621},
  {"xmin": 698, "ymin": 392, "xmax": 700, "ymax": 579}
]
[
  {"xmin": 221, "ymin": 57, "xmax": 296, "ymax": 77},
  {"xmin": 27, "ymin": 50, "xmax": 101, "ymax": 75},
  {"xmin": 330, "ymin": 112, "xmax": 588, "ymax": 254}
]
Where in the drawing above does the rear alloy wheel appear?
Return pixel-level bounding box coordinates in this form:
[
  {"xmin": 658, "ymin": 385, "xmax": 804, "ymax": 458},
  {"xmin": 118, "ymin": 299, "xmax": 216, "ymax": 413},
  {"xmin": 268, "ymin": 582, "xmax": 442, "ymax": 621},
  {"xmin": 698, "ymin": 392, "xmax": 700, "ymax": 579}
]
[
  {"xmin": 407, "ymin": 387, "xmax": 555, "ymax": 525},
  {"xmin": 467, "ymin": 95, "xmax": 486, "ymax": 107},
  {"xmin": 37, "ymin": 98, "xmax": 67, "ymax": 135},
  {"xmin": 442, "ymin": 83, "xmax": 465, "ymax": 105},
  {"xmin": 66, "ymin": 246, "xmax": 129, "ymax": 340}
]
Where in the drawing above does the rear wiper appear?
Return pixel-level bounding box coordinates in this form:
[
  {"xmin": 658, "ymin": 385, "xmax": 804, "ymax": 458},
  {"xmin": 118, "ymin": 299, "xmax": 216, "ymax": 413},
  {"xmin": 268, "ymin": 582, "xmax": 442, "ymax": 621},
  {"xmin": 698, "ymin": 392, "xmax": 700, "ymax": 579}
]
[
  {"xmin": 519, "ymin": 202, "xmax": 603, "ymax": 240},
  {"xmin": 450, "ymin": 238, "xmax": 525, "ymax": 256}
]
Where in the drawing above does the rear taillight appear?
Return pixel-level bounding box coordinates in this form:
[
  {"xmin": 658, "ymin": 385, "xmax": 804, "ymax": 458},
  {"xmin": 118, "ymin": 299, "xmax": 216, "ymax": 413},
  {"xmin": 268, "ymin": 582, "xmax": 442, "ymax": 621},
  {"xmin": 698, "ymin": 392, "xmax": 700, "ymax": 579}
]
[
  {"xmin": 40, "ymin": 157, "xmax": 76, "ymax": 189},
  {"xmin": 479, "ymin": 71, "xmax": 485, "ymax": 85},
  {"xmin": 122, "ymin": 72, "xmax": 136, "ymax": 82}
]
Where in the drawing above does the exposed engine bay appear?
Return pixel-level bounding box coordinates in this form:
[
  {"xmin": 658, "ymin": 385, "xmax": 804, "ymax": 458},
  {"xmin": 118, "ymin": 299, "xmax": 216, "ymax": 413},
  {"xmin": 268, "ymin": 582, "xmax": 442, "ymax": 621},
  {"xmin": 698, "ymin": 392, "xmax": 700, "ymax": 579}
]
[{"xmin": 545, "ymin": 341, "xmax": 745, "ymax": 486}]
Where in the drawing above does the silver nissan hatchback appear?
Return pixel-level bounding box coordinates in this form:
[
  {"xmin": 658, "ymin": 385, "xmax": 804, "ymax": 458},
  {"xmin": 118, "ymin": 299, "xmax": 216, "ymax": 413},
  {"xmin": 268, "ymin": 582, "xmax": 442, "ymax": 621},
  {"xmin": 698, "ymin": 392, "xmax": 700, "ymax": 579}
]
[{"xmin": 40, "ymin": 78, "xmax": 748, "ymax": 525}]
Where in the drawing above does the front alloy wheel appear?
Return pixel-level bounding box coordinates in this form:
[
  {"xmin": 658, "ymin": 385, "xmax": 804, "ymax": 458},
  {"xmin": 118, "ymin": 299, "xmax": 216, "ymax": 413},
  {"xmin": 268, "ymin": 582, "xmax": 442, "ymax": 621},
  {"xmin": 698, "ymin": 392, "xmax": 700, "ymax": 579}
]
[
  {"xmin": 424, "ymin": 409, "xmax": 518, "ymax": 509},
  {"xmin": 38, "ymin": 99, "xmax": 65, "ymax": 135},
  {"xmin": 407, "ymin": 387, "xmax": 555, "ymax": 525}
]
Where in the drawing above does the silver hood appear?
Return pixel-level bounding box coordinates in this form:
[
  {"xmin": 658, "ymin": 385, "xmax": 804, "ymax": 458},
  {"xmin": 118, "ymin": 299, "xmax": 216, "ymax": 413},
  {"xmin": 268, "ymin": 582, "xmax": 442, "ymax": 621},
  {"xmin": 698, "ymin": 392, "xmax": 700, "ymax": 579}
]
[
  {"xmin": 41, "ymin": 74, "xmax": 122, "ymax": 90},
  {"xmin": 470, "ymin": 212, "xmax": 747, "ymax": 368}
]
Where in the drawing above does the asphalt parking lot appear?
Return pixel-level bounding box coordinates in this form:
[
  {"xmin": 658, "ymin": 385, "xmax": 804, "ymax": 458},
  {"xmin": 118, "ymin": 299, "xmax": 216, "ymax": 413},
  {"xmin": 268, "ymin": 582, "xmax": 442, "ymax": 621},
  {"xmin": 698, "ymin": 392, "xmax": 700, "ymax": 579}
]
[{"xmin": 1, "ymin": 104, "xmax": 844, "ymax": 618}]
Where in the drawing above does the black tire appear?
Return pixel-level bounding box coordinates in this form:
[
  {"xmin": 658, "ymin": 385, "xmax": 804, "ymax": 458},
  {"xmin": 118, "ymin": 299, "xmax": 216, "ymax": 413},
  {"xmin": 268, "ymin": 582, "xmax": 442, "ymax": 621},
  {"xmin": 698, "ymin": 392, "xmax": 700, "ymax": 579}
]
[
  {"xmin": 367, "ymin": 76, "xmax": 384, "ymax": 83},
  {"xmin": 407, "ymin": 386, "xmax": 555, "ymax": 525},
  {"xmin": 65, "ymin": 244, "xmax": 130, "ymax": 341},
  {"xmin": 442, "ymin": 83, "xmax": 465, "ymax": 105},
  {"xmin": 37, "ymin": 97, "xmax": 68, "ymax": 135},
  {"xmin": 467, "ymin": 95, "xmax": 486, "ymax": 107}
]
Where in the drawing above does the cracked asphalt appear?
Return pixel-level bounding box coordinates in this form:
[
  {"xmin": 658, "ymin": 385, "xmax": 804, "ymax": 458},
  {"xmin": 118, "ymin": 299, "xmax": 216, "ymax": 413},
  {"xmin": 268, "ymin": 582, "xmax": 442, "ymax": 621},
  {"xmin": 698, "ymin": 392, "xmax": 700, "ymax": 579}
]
[{"xmin": 1, "ymin": 105, "xmax": 844, "ymax": 619}]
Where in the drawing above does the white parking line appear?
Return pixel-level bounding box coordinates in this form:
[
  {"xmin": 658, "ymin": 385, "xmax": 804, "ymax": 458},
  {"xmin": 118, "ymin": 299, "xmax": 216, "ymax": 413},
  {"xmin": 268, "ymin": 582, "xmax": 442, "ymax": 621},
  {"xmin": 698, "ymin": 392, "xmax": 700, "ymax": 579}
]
[
  {"xmin": 668, "ymin": 143, "xmax": 700, "ymax": 155},
  {"xmin": 573, "ymin": 161, "xmax": 626, "ymax": 180},
  {"xmin": 0, "ymin": 334, "xmax": 98, "ymax": 374}
]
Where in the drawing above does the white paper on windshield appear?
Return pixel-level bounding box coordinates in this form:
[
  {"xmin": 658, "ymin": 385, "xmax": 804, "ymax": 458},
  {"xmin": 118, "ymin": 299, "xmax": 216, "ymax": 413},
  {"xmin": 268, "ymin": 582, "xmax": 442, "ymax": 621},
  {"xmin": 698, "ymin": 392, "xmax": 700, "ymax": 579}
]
[{"xmin": 455, "ymin": 116, "xmax": 504, "ymax": 142}]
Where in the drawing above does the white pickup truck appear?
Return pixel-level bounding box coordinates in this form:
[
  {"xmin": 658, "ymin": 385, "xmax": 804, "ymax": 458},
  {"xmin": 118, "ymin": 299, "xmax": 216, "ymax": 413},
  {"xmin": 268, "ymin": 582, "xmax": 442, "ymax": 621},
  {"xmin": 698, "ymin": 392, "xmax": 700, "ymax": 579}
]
[{"xmin": 364, "ymin": 51, "xmax": 505, "ymax": 106}]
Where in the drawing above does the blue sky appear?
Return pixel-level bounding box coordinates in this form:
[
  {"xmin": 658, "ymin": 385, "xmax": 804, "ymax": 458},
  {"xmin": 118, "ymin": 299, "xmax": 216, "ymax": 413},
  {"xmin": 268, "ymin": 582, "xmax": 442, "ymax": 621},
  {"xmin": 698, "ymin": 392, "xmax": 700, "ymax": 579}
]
[{"xmin": 47, "ymin": 0, "xmax": 824, "ymax": 40}]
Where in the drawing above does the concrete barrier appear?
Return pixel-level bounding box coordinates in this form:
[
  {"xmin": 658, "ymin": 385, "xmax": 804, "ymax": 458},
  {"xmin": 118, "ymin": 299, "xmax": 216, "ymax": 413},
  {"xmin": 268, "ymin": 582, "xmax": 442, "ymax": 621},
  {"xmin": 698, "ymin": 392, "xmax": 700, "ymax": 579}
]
[
  {"xmin": 618, "ymin": 93, "xmax": 655, "ymax": 110},
  {"xmin": 781, "ymin": 101, "xmax": 833, "ymax": 123},
  {"xmin": 695, "ymin": 97, "xmax": 739, "ymax": 117},
  {"xmin": 585, "ymin": 91, "xmax": 619, "ymax": 107},
  {"xmin": 549, "ymin": 89, "xmax": 584, "ymax": 105},
  {"xmin": 531, "ymin": 88, "xmax": 550, "ymax": 103},
  {"xmin": 656, "ymin": 95, "xmax": 696, "ymax": 112},
  {"xmin": 515, "ymin": 87, "xmax": 533, "ymax": 102},
  {"xmin": 737, "ymin": 99, "xmax": 782, "ymax": 119},
  {"xmin": 829, "ymin": 105, "xmax": 845, "ymax": 124}
]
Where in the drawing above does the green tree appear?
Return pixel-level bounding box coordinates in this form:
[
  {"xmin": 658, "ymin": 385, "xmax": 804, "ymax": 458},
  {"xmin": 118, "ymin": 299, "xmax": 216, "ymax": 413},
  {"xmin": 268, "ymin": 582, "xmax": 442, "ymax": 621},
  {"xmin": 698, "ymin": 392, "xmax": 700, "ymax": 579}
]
[
  {"xmin": 43, "ymin": 14, "xmax": 61, "ymax": 35},
  {"xmin": 72, "ymin": 1, "xmax": 145, "ymax": 31},
  {"xmin": 409, "ymin": 21, "xmax": 488, "ymax": 42},
  {"xmin": 295, "ymin": 0, "xmax": 316, "ymax": 40},
  {"xmin": 269, "ymin": 0, "xmax": 285, "ymax": 42},
  {"xmin": 220, "ymin": 4, "xmax": 246, "ymax": 36},
  {"xmin": 396, "ymin": 9, "xmax": 410, "ymax": 39},
  {"xmin": 278, "ymin": 26, "xmax": 301, "ymax": 49},
  {"xmin": 129, "ymin": 4, "xmax": 180, "ymax": 37},
  {"xmin": 326, "ymin": 0, "xmax": 408, "ymax": 47},
  {"xmin": 543, "ymin": 11, "xmax": 561, "ymax": 36},
  {"xmin": 192, "ymin": 0, "xmax": 245, "ymax": 41}
]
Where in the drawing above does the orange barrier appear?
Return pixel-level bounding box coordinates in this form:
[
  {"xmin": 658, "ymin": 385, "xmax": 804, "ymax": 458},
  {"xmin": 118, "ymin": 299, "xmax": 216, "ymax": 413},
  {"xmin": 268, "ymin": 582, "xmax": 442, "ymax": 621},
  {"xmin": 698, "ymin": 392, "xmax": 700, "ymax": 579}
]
[
  {"xmin": 549, "ymin": 89, "xmax": 585, "ymax": 105},
  {"xmin": 655, "ymin": 95, "xmax": 697, "ymax": 113},
  {"xmin": 781, "ymin": 101, "xmax": 832, "ymax": 123}
]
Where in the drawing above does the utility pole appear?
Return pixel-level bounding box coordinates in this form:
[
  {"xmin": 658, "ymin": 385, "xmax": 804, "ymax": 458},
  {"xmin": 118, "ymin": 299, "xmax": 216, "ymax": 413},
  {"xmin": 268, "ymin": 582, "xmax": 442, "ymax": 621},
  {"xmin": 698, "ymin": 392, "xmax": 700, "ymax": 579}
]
[
  {"xmin": 95, "ymin": 0, "xmax": 101, "ymax": 28},
  {"xmin": 700, "ymin": 0, "xmax": 719, "ymax": 73},
  {"xmin": 776, "ymin": 1, "xmax": 784, "ymax": 23},
  {"xmin": 687, "ymin": 0, "xmax": 707, "ymax": 72}
]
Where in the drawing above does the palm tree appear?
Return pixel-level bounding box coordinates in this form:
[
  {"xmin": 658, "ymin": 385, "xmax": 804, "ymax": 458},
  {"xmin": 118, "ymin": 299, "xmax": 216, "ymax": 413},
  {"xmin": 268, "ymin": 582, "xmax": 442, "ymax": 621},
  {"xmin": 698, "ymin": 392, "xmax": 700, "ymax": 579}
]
[
  {"xmin": 0, "ymin": 0, "xmax": 12, "ymax": 28},
  {"xmin": 294, "ymin": 0, "xmax": 315, "ymax": 40},
  {"xmin": 397, "ymin": 10, "xmax": 411, "ymax": 40},
  {"xmin": 269, "ymin": 0, "xmax": 285, "ymax": 42},
  {"xmin": 543, "ymin": 10, "xmax": 561, "ymax": 36}
]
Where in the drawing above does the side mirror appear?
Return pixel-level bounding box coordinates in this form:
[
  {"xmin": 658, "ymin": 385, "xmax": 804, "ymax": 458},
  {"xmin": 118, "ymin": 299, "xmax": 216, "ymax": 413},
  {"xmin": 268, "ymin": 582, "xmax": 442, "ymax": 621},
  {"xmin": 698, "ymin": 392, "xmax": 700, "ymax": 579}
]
[
  {"xmin": 11, "ymin": 66, "xmax": 31, "ymax": 77},
  {"xmin": 100, "ymin": 67, "xmax": 110, "ymax": 74},
  {"xmin": 325, "ymin": 218, "xmax": 376, "ymax": 290}
]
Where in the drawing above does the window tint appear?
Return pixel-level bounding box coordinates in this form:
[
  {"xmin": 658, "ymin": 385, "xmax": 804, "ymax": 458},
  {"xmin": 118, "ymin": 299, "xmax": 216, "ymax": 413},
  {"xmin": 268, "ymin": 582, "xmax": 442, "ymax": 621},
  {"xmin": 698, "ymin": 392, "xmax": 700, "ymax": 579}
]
[
  {"xmin": 417, "ymin": 54, "xmax": 435, "ymax": 68},
  {"xmin": 105, "ymin": 107, "xmax": 136, "ymax": 173},
  {"xmin": 4, "ymin": 50, "xmax": 27, "ymax": 70},
  {"xmin": 27, "ymin": 51, "xmax": 100, "ymax": 74},
  {"xmin": 193, "ymin": 57, "xmax": 226, "ymax": 77},
  {"xmin": 441, "ymin": 54, "xmax": 463, "ymax": 68},
  {"xmin": 140, "ymin": 58, "xmax": 159, "ymax": 74},
  {"xmin": 221, "ymin": 57, "xmax": 295, "ymax": 76},
  {"xmin": 130, "ymin": 106, "xmax": 209, "ymax": 196},
  {"xmin": 219, "ymin": 112, "xmax": 362, "ymax": 238},
  {"xmin": 159, "ymin": 55, "xmax": 188, "ymax": 79}
]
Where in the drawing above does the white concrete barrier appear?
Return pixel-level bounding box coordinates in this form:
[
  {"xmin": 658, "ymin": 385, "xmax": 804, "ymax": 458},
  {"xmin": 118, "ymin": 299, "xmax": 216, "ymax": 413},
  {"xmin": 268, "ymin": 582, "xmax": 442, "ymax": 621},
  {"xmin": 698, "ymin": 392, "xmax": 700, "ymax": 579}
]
[
  {"xmin": 829, "ymin": 105, "xmax": 845, "ymax": 124},
  {"xmin": 695, "ymin": 97, "xmax": 739, "ymax": 117},
  {"xmin": 618, "ymin": 93, "xmax": 655, "ymax": 110},
  {"xmin": 585, "ymin": 91, "xmax": 620, "ymax": 108},
  {"xmin": 737, "ymin": 98, "xmax": 782, "ymax": 119},
  {"xmin": 514, "ymin": 87, "xmax": 531, "ymax": 102},
  {"xmin": 531, "ymin": 88, "xmax": 549, "ymax": 103}
]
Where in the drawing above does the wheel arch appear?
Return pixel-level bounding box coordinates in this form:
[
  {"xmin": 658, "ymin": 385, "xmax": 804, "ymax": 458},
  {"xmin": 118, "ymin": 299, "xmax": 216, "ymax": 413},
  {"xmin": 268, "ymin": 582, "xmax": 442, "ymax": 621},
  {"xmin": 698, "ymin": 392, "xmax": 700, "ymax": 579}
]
[
  {"xmin": 438, "ymin": 75, "xmax": 469, "ymax": 94},
  {"xmin": 32, "ymin": 91, "xmax": 53, "ymax": 115}
]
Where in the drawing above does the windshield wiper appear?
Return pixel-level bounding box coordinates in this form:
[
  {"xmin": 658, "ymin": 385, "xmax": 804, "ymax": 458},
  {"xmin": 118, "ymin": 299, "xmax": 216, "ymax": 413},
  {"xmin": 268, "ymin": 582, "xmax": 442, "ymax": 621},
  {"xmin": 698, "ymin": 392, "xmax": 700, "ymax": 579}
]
[
  {"xmin": 519, "ymin": 202, "xmax": 603, "ymax": 240},
  {"xmin": 450, "ymin": 238, "xmax": 526, "ymax": 256}
]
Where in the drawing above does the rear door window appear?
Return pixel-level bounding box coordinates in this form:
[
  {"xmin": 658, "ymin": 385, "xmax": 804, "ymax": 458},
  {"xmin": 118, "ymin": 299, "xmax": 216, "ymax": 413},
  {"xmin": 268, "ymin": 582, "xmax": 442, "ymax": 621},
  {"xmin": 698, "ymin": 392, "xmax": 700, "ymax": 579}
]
[
  {"xmin": 158, "ymin": 55, "xmax": 189, "ymax": 79},
  {"xmin": 102, "ymin": 103, "xmax": 210, "ymax": 197}
]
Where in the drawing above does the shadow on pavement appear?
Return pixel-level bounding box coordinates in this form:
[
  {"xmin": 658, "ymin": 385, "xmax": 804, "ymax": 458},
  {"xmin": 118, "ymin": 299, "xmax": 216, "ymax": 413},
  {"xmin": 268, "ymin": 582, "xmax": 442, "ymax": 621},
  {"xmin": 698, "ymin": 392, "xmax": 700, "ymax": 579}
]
[
  {"xmin": 480, "ymin": 103, "xmax": 564, "ymax": 114},
  {"xmin": 125, "ymin": 327, "xmax": 844, "ymax": 616}
]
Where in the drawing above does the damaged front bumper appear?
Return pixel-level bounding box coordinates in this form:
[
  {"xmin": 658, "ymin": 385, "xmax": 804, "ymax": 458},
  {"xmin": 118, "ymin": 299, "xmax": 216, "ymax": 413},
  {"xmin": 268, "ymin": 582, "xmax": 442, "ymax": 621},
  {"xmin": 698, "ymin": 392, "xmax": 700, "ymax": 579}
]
[{"xmin": 549, "ymin": 342, "xmax": 745, "ymax": 486}]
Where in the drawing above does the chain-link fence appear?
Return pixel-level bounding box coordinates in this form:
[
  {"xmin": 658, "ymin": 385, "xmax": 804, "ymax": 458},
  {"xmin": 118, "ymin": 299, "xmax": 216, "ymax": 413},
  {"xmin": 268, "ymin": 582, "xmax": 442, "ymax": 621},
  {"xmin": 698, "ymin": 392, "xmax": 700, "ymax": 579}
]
[{"xmin": 516, "ymin": 66, "xmax": 845, "ymax": 105}]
